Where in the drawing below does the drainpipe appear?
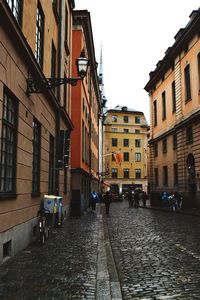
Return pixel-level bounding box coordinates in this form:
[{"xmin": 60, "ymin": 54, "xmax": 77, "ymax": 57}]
[{"xmin": 55, "ymin": 0, "xmax": 63, "ymax": 195}]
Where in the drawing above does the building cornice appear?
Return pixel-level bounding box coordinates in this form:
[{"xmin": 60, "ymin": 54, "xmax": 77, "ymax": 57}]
[
  {"xmin": 149, "ymin": 109, "xmax": 200, "ymax": 144},
  {"xmin": 144, "ymin": 8, "xmax": 200, "ymax": 92}
]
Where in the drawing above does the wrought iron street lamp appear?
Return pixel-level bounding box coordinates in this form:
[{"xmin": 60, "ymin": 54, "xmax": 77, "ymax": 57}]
[{"xmin": 27, "ymin": 49, "xmax": 89, "ymax": 95}]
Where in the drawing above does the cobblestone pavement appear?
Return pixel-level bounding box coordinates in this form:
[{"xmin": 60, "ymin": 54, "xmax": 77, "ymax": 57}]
[
  {"xmin": 0, "ymin": 210, "xmax": 100, "ymax": 300},
  {"xmin": 1, "ymin": 201, "xmax": 200, "ymax": 300},
  {"xmin": 107, "ymin": 201, "xmax": 200, "ymax": 300}
]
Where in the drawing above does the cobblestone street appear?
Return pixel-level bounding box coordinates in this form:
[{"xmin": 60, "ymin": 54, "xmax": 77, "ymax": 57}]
[
  {"xmin": 108, "ymin": 201, "xmax": 200, "ymax": 299},
  {"xmin": 1, "ymin": 201, "xmax": 200, "ymax": 299}
]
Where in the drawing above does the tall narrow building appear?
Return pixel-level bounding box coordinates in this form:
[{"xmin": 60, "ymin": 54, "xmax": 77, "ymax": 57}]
[
  {"xmin": 71, "ymin": 10, "xmax": 101, "ymax": 212},
  {"xmin": 104, "ymin": 106, "xmax": 148, "ymax": 194}
]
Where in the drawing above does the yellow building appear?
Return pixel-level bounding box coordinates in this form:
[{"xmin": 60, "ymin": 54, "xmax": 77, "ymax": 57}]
[
  {"xmin": 104, "ymin": 106, "xmax": 148, "ymax": 194},
  {"xmin": 145, "ymin": 8, "xmax": 200, "ymax": 208}
]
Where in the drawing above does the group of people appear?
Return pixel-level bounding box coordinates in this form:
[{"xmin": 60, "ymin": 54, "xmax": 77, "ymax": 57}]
[
  {"xmin": 89, "ymin": 190, "xmax": 112, "ymax": 215},
  {"xmin": 127, "ymin": 190, "xmax": 148, "ymax": 208},
  {"xmin": 161, "ymin": 191, "xmax": 182, "ymax": 210}
]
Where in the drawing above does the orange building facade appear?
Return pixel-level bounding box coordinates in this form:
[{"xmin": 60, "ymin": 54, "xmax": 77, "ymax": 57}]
[
  {"xmin": 71, "ymin": 10, "xmax": 101, "ymax": 211},
  {"xmin": 145, "ymin": 8, "xmax": 200, "ymax": 207}
]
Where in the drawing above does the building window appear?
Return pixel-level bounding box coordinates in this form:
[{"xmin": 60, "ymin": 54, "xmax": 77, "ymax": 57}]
[
  {"xmin": 162, "ymin": 138, "xmax": 167, "ymax": 153},
  {"xmin": 154, "ymin": 143, "xmax": 158, "ymax": 157},
  {"xmin": 135, "ymin": 139, "xmax": 141, "ymax": 147},
  {"xmin": 51, "ymin": 41, "xmax": 56, "ymax": 92},
  {"xmin": 123, "ymin": 139, "xmax": 129, "ymax": 147},
  {"xmin": 198, "ymin": 53, "xmax": 200, "ymax": 91},
  {"xmin": 155, "ymin": 168, "xmax": 158, "ymax": 186},
  {"xmin": 112, "ymin": 138, "xmax": 117, "ymax": 147},
  {"xmin": 173, "ymin": 134, "xmax": 177, "ymax": 150},
  {"xmin": 112, "ymin": 168, "xmax": 118, "ymax": 178},
  {"xmin": 124, "ymin": 129, "xmax": 129, "ymax": 133},
  {"xmin": 135, "ymin": 153, "xmax": 141, "ymax": 162},
  {"xmin": 64, "ymin": 7, "xmax": 69, "ymax": 52},
  {"xmin": 112, "ymin": 128, "xmax": 117, "ymax": 132},
  {"xmin": 174, "ymin": 163, "xmax": 178, "ymax": 186},
  {"xmin": 163, "ymin": 166, "xmax": 168, "ymax": 186},
  {"xmin": 0, "ymin": 88, "xmax": 18, "ymax": 194},
  {"xmin": 162, "ymin": 91, "xmax": 166, "ymax": 120},
  {"xmin": 123, "ymin": 116, "xmax": 129, "ymax": 123},
  {"xmin": 184, "ymin": 64, "xmax": 191, "ymax": 101},
  {"xmin": 35, "ymin": 2, "xmax": 44, "ymax": 68},
  {"xmin": 112, "ymin": 154, "xmax": 115, "ymax": 161},
  {"xmin": 135, "ymin": 169, "xmax": 141, "ymax": 179},
  {"xmin": 112, "ymin": 115, "xmax": 117, "ymax": 122},
  {"xmin": 6, "ymin": 0, "xmax": 23, "ymax": 25},
  {"xmin": 63, "ymin": 73, "xmax": 67, "ymax": 109},
  {"xmin": 172, "ymin": 81, "xmax": 176, "ymax": 112},
  {"xmin": 123, "ymin": 152, "xmax": 129, "ymax": 161},
  {"xmin": 32, "ymin": 119, "xmax": 41, "ymax": 195},
  {"xmin": 135, "ymin": 129, "xmax": 140, "ymax": 133},
  {"xmin": 135, "ymin": 116, "xmax": 140, "ymax": 124},
  {"xmin": 124, "ymin": 168, "xmax": 129, "ymax": 178},
  {"xmin": 186, "ymin": 126, "xmax": 193, "ymax": 144},
  {"xmin": 153, "ymin": 100, "xmax": 157, "ymax": 126}
]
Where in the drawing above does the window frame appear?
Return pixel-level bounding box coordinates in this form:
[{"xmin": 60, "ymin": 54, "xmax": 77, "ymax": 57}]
[
  {"xmin": 135, "ymin": 139, "xmax": 141, "ymax": 148},
  {"xmin": 32, "ymin": 118, "xmax": 41, "ymax": 196},
  {"xmin": 123, "ymin": 152, "xmax": 129, "ymax": 162},
  {"xmin": 163, "ymin": 166, "xmax": 168, "ymax": 186},
  {"xmin": 162, "ymin": 91, "xmax": 166, "ymax": 120},
  {"xmin": 135, "ymin": 168, "xmax": 141, "ymax": 179},
  {"xmin": 6, "ymin": 0, "xmax": 23, "ymax": 26},
  {"xmin": 124, "ymin": 168, "xmax": 129, "ymax": 178},
  {"xmin": 153, "ymin": 100, "xmax": 157, "ymax": 126},
  {"xmin": 123, "ymin": 116, "xmax": 129, "ymax": 123},
  {"xmin": 0, "ymin": 87, "xmax": 18, "ymax": 196},
  {"xmin": 184, "ymin": 64, "xmax": 191, "ymax": 101},
  {"xmin": 112, "ymin": 138, "xmax": 117, "ymax": 147},
  {"xmin": 111, "ymin": 168, "xmax": 118, "ymax": 178},
  {"xmin": 186, "ymin": 126, "xmax": 193, "ymax": 144},
  {"xmin": 112, "ymin": 115, "xmax": 117, "ymax": 123},
  {"xmin": 135, "ymin": 152, "xmax": 141, "ymax": 162},
  {"xmin": 123, "ymin": 138, "xmax": 129, "ymax": 147},
  {"xmin": 35, "ymin": 2, "xmax": 44, "ymax": 68},
  {"xmin": 135, "ymin": 116, "xmax": 141, "ymax": 124},
  {"xmin": 172, "ymin": 81, "xmax": 176, "ymax": 113}
]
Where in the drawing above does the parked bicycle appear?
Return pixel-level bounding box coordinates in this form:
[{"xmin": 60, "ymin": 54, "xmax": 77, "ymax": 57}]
[{"xmin": 37, "ymin": 207, "xmax": 50, "ymax": 245}]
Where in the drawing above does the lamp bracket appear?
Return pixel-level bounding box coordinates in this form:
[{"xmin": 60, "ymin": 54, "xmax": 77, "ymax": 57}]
[{"xmin": 27, "ymin": 77, "xmax": 80, "ymax": 95}]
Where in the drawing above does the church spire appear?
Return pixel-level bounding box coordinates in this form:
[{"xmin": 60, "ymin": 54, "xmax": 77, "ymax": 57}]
[{"xmin": 98, "ymin": 43, "xmax": 107, "ymax": 107}]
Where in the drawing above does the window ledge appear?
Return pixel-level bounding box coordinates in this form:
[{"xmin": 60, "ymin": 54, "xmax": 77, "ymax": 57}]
[{"xmin": 0, "ymin": 193, "xmax": 17, "ymax": 199}]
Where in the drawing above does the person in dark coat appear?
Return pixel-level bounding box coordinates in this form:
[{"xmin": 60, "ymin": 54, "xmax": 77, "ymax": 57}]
[
  {"xmin": 104, "ymin": 191, "xmax": 112, "ymax": 215},
  {"xmin": 89, "ymin": 191, "xmax": 99, "ymax": 211},
  {"xmin": 128, "ymin": 190, "xmax": 134, "ymax": 208}
]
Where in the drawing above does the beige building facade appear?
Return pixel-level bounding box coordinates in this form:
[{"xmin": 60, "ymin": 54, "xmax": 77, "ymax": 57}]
[
  {"xmin": 104, "ymin": 106, "xmax": 148, "ymax": 194},
  {"xmin": 145, "ymin": 8, "xmax": 200, "ymax": 207},
  {"xmin": 0, "ymin": 0, "xmax": 76, "ymax": 263}
]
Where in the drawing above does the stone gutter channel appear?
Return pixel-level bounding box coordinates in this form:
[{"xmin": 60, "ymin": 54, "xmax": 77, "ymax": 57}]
[{"xmin": 96, "ymin": 204, "xmax": 122, "ymax": 300}]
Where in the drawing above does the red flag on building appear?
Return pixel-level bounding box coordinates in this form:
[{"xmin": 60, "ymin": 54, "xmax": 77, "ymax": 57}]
[{"xmin": 114, "ymin": 152, "xmax": 122, "ymax": 165}]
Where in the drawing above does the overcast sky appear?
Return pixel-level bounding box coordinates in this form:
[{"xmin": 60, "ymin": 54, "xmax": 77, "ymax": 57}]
[{"xmin": 75, "ymin": 1, "xmax": 200, "ymax": 123}]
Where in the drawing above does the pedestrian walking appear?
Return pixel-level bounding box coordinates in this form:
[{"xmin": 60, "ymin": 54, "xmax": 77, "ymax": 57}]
[
  {"xmin": 134, "ymin": 191, "xmax": 139, "ymax": 208},
  {"xmin": 103, "ymin": 191, "xmax": 112, "ymax": 215},
  {"xmin": 128, "ymin": 190, "xmax": 134, "ymax": 208},
  {"xmin": 142, "ymin": 191, "xmax": 148, "ymax": 207},
  {"xmin": 89, "ymin": 191, "xmax": 99, "ymax": 211}
]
